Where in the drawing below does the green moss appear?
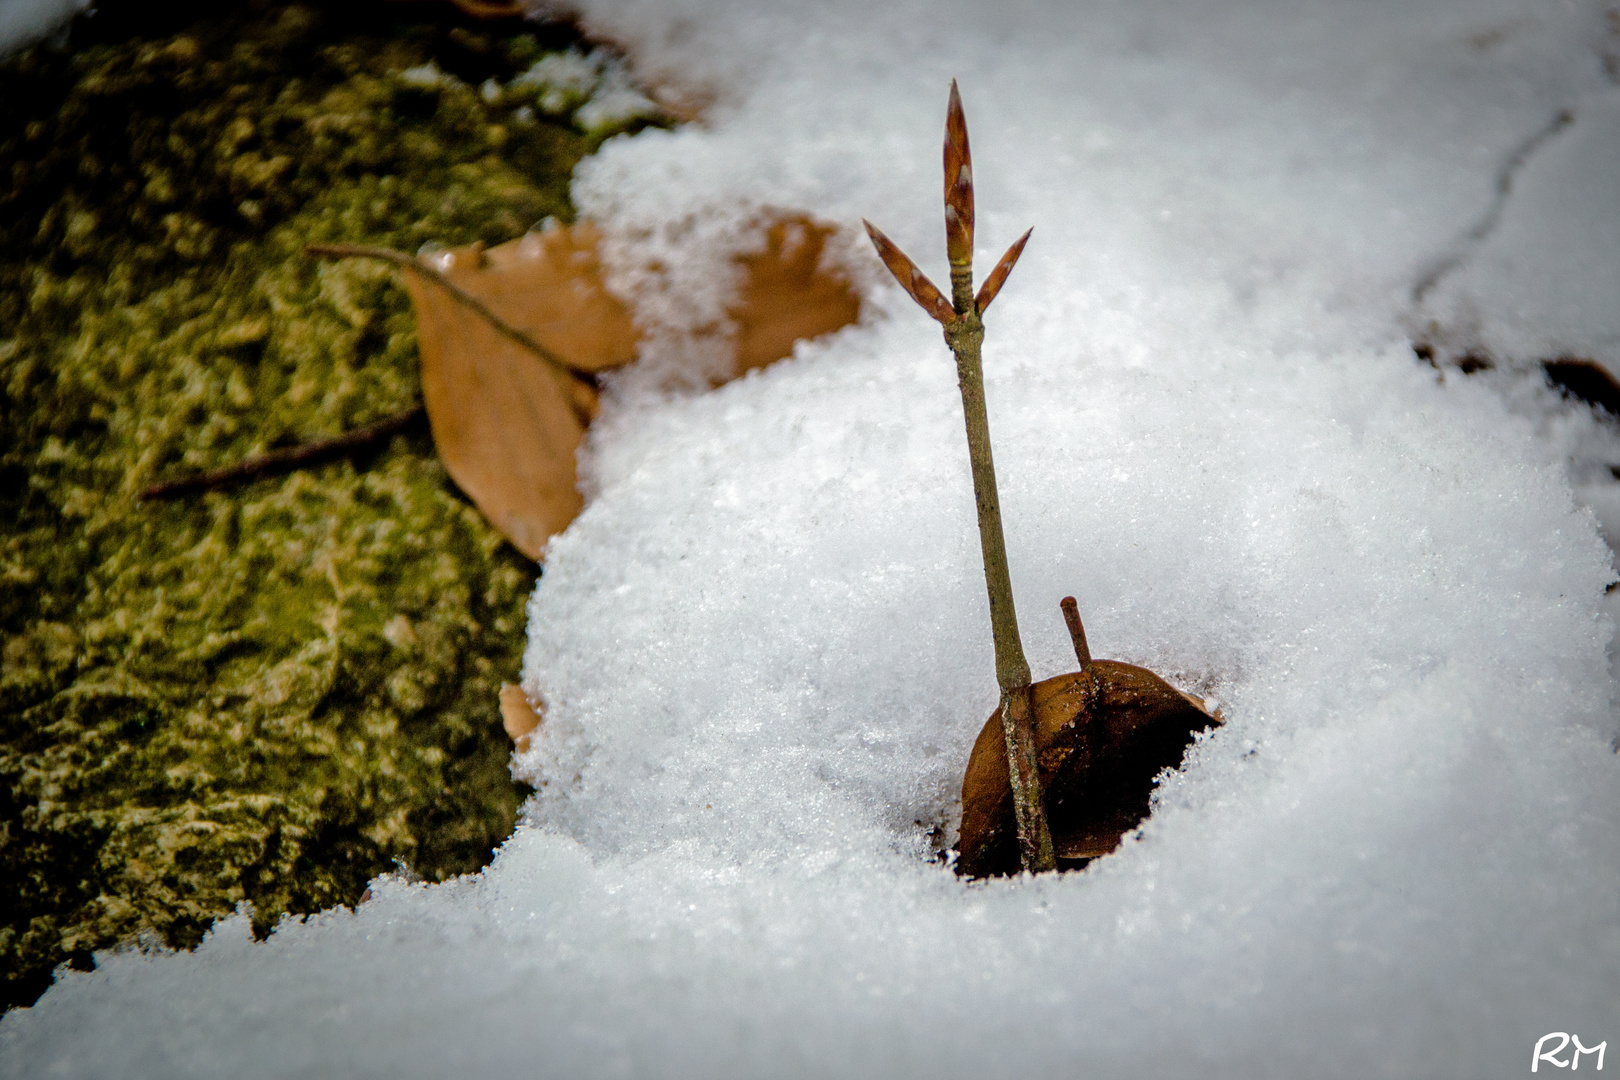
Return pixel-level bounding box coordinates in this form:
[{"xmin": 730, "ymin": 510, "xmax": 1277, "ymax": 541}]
[{"xmin": 0, "ymin": 1, "xmax": 655, "ymax": 1009}]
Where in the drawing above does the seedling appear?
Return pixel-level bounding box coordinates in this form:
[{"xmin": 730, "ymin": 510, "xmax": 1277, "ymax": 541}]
[
  {"xmin": 863, "ymin": 81, "xmax": 1052, "ymax": 871},
  {"xmin": 866, "ymin": 84, "xmax": 1219, "ymax": 877}
]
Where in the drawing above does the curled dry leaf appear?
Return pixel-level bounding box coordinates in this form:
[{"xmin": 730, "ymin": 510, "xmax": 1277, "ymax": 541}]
[
  {"xmin": 955, "ymin": 662, "xmax": 1220, "ymax": 879},
  {"xmin": 499, "ymin": 682, "xmax": 542, "ymax": 752},
  {"xmin": 401, "ymin": 214, "xmax": 860, "ymax": 560}
]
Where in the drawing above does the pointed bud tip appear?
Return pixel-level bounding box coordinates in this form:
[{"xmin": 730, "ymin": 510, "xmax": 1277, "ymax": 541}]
[
  {"xmin": 944, "ymin": 82, "xmax": 970, "ymax": 157},
  {"xmin": 943, "ymin": 83, "xmax": 974, "ymax": 265}
]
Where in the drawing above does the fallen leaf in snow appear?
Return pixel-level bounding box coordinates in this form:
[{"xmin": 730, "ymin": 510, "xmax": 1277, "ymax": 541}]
[
  {"xmin": 398, "ymin": 214, "xmax": 860, "ymax": 559},
  {"xmin": 730, "ymin": 216, "xmax": 863, "ymax": 373},
  {"xmin": 431, "ymin": 222, "xmax": 642, "ymax": 375},
  {"xmin": 955, "ymin": 662, "xmax": 1220, "ymax": 879}
]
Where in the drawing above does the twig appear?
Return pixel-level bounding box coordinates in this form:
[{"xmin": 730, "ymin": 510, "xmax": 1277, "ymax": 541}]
[
  {"xmin": 138, "ymin": 405, "xmax": 427, "ymax": 500},
  {"xmin": 305, "ymin": 242, "xmax": 592, "ymax": 382},
  {"xmin": 864, "ymin": 81, "xmax": 1055, "ymax": 873},
  {"xmin": 1060, "ymin": 596, "xmax": 1091, "ymax": 671}
]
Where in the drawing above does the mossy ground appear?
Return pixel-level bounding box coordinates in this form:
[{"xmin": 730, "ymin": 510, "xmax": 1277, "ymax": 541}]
[{"xmin": 0, "ymin": 0, "xmax": 648, "ymax": 1010}]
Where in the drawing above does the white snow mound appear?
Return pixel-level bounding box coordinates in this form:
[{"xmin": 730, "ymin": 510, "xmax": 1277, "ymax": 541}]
[{"xmin": 5, "ymin": 1, "xmax": 1620, "ymax": 1077}]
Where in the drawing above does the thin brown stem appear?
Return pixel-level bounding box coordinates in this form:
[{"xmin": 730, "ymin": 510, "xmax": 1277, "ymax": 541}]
[
  {"xmin": 1060, "ymin": 595, "xmax": 1092, "ymax": 670},
  {"xmin": 305, "ymin": 243, "xmax": 591, "ymax": 382},
  {"xmin": 138, "ymin": 405, "xmax": 426, "ymax": 500},
  {"xmin": 998, "ymin": 684, "xmax": 1051, "ymax": 871},
  {"xmin": 945, "ymin": 308, "xmax": 1054, "ymax": 873}
]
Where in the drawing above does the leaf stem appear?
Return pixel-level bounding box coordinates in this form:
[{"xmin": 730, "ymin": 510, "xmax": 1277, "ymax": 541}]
[
  {"xmin": 1061, "ymin": 595, "xmax": 1092, "ymax": 670},
  {"xmin": 305, "ymin": 243, "xmax": 592, "ymax": 382}
]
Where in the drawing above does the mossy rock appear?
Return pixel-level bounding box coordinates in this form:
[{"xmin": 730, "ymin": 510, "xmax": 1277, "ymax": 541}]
[{"xmin": 0, "ymin": 0, "xmax": 659, "ymax": 1010}]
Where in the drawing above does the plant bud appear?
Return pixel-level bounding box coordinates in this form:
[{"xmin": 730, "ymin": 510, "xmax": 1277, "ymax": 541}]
[
  {"xmin": 862, "ymin": 219, "xmax": 957, "ymax": 325},
  {"xmin": 973, "ymin": 228, "xmax": 1032, "ymax": 314},
  {"xmin": 943, "ymin": 79, "xmax": 975, "ymax": 267}
]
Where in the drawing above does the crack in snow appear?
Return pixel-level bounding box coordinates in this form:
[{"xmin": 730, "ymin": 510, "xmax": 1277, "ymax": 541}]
[{"xmin": 1410, "ymin": 107, "xmax": 1575, "ymax": 305}]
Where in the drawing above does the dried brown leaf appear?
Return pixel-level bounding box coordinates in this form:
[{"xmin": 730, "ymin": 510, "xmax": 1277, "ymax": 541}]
[
  {"xmin": 438, "ymin": 222, "xmax": 641, "ymax": 374},
  {"xmin": 499, "ymin": 683, "xmax": 542, "ymax": 751},
  {"xmin": 397, "ymin": 216, "xmax": 860, "ymax": 559},
  {"xmin": 955, "ymin": 662, "xmax": 1219, "ymax": 878},
  {"xmin": 403, "ymin": 254, "xmax": 592, "ymax": 560},
  {"xmin": 730, "ymin": 215, "xmax": 863, "ymax": 374}
]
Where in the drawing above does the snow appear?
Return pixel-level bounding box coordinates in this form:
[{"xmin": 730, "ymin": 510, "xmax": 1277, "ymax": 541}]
[
  {"xmin": 1421, "ymin": 90, "xmax": 1620, "ymax": 363},
  {"xmin": 509, "ymin": 48, "xmax": 665, "ymax": 134},
  {"xmin": 0, "ymin": 0, "xmax": 85, "ymax": 55},
  {"xmin": 6, "ymin": 1, "xmax": 1620, "ymax": 1077}
]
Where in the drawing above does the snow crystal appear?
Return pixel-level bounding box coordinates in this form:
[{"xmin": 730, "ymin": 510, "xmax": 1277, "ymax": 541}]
[{"xmin": 5, "ymin": 1, "xmax": 1620, "ymax": 1077}]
